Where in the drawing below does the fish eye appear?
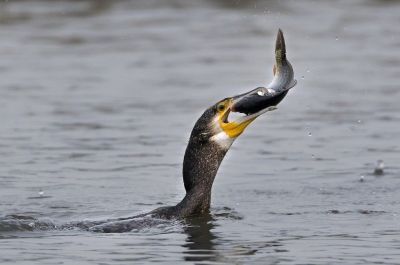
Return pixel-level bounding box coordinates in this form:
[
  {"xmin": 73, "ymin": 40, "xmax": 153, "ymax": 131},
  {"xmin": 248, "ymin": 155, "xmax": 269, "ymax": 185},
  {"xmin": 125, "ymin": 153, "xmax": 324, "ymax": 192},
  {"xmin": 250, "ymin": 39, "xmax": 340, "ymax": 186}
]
[{"xmin": 217, "ymin": 103, "xmax": 225, "ymax": 112}]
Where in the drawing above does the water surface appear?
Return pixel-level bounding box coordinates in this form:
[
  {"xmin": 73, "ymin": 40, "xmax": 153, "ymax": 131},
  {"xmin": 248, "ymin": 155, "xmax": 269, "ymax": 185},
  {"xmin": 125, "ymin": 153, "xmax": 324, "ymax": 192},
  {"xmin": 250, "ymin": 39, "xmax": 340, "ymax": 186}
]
[{"xmin": 1, "ymin": 0, "xmax": 400, "ymax": 264}]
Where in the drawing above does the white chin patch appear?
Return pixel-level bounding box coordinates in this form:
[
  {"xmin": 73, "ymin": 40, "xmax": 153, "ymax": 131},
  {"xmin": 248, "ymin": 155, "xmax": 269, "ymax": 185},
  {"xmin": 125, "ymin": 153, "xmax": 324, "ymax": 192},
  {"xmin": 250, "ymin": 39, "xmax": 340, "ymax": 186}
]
[{"xmin": 210, "ymin": 131, "xmax": 235, "ymax": 150}]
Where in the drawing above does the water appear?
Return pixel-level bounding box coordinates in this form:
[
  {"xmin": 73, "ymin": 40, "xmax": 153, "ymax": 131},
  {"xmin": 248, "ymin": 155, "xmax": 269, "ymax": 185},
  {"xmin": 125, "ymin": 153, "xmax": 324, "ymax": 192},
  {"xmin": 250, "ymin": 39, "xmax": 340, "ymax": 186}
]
[{"xmin": 1, "ymin": 0, "xmax": 400, "ymax": 264}]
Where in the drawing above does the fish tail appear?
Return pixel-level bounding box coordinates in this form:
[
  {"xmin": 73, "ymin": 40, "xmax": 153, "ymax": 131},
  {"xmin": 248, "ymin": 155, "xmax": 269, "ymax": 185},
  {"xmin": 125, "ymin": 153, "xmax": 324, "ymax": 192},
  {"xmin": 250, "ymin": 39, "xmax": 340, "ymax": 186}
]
[{"xmin": 275, "ymin": 28, "xmax": 287, "ymax": 66}]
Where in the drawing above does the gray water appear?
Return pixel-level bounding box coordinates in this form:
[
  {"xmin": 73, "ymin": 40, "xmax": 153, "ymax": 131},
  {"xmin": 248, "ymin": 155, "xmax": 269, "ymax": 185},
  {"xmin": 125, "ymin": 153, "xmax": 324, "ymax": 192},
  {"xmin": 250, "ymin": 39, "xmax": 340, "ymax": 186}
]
[{"xmin": 1, "ymin": 0, "xmax": 400, "ymax": 264}]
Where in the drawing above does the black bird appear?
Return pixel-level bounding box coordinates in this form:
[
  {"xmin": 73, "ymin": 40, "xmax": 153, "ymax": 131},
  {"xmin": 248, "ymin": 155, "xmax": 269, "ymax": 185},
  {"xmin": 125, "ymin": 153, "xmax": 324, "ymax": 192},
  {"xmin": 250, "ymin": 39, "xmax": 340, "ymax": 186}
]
[{"xmin": 89, "ymin": 29, "xmax": 296, "ymax": 232}]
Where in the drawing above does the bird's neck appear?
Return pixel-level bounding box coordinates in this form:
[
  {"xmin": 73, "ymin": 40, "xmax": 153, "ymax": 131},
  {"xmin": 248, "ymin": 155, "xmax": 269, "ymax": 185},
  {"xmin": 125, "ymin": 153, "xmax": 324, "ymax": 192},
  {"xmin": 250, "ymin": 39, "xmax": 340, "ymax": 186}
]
[
  {"xmin": 174, "ymin": 186, "xmax": 212, "ymax": 217},
  {"xmin": 177, "ymin": 136, "xmax": 228, "ymax": 217}
]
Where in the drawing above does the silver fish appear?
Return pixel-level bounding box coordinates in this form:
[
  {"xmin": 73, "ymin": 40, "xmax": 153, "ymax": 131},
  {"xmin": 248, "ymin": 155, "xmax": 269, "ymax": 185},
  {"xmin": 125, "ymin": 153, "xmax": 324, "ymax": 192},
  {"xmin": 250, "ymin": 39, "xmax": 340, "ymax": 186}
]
[{"xmin": 232, "ymin": 29, "xmax": 296, "ymax": 114}]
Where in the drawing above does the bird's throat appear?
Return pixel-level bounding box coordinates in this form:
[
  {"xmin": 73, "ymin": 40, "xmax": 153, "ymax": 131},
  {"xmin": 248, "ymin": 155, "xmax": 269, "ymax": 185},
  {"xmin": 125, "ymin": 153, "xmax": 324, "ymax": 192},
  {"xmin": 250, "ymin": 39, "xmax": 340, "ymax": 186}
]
[{"xmin": 179, "ymin": 135, "xmax": 228, "ymax": 217}]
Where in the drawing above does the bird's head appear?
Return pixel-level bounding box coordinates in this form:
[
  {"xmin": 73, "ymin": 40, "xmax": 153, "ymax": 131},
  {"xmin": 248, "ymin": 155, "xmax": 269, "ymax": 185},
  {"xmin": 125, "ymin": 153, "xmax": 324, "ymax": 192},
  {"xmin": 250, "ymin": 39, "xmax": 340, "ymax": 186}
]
[{"xmin": 192, "ymin": 86, "xmax": 288, "ymax": 150}]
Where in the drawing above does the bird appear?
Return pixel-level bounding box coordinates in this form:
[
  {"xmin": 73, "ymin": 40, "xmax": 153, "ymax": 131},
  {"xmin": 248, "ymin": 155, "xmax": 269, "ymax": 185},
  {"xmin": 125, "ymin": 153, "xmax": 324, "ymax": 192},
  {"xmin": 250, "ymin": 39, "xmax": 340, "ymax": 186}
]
[{"xmin": 86, "ymin": 29, "xmax": 296, "ymax": 232}]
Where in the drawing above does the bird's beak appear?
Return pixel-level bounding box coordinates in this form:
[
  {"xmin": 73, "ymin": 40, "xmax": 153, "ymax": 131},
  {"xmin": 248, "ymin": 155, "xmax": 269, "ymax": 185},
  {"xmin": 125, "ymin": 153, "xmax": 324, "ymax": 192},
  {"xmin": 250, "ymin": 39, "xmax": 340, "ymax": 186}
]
[
  {"xmin": 218, "ymin": 29, "xmax": 296, "ymax": 138},
  {"xmin": 218, "ymin": 89, "xmax": 286, "ymax": 138}
]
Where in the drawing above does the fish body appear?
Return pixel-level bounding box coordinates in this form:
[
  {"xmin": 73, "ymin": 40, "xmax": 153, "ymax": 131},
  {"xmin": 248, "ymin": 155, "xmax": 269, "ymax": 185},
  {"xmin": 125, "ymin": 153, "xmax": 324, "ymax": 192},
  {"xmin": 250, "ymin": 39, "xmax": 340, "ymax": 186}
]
[{"xmin": 232, "ymin": 29, "xmax": 296, "ymax": 114}]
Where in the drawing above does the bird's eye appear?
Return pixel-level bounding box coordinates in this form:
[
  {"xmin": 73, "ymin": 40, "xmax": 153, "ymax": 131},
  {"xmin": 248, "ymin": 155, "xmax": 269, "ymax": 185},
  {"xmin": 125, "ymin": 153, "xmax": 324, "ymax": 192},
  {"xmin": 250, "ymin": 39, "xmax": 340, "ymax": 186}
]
[{"xmin": 217, "ymin": 103, "xmax": 225, "ymax": 112}]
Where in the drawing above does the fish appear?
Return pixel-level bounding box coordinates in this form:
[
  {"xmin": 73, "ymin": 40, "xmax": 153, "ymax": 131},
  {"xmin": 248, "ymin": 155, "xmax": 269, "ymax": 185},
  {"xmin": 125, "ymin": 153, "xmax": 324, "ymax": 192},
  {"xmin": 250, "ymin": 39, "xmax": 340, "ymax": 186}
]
[{"xmin": 232, "ymin": 29, "xmax": 296, "ymax": 114}]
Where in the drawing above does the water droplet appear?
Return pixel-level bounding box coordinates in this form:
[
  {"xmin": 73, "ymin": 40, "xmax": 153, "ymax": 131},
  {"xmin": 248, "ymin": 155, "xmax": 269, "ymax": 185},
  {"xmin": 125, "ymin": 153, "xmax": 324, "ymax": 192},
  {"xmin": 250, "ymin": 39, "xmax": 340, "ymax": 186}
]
[
  {"xmin": 357, "ymin": 120, "xmax": 362, "ymax": 123},
  {"xmin": 306, "ymin": 68, "xmax": 310, "ymax": 73},
  {"xmin": 311, "ymin": 154, "xmax": 315, "ymax": 159},
  {"xmin": 335, "ymin": 36, "xmax": 339, "ymax": 41},
  {"xmin": 359, "ymin": 175, "xmax": 365, "ymax": 182},
  {"xmin": 301, "ymin": 76, "xmax": 305, "ymax": 79},
  {"xmin": 38, "ymin": 190, "xmax": 44, "ymax": 196},
  {"xmin": 308, "ymin": 132, "xmax": 312, "ymax": 137}
]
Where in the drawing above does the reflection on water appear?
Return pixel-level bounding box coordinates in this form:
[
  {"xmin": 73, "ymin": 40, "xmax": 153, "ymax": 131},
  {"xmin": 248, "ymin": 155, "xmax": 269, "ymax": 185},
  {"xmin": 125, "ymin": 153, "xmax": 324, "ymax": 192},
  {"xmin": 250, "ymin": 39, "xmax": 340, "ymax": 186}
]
[
  {"xmin": 183, "ymin": 214, "xmax": 219, "ymax": 263},
  {"xmin": 183, "ymin": 210, "xmax": 263, "ymax": 263},
  {"xmin": 1, "ymin": 0, "xmax": 400, "ymax": 264}
]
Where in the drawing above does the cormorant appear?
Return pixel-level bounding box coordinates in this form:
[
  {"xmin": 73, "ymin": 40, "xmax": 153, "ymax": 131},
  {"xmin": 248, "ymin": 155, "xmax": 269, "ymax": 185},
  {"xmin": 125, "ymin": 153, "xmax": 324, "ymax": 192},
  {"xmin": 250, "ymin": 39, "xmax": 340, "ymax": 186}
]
[{"xmin": 88, "ymin": 29, "xmax": 296, "ymax": 232}]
